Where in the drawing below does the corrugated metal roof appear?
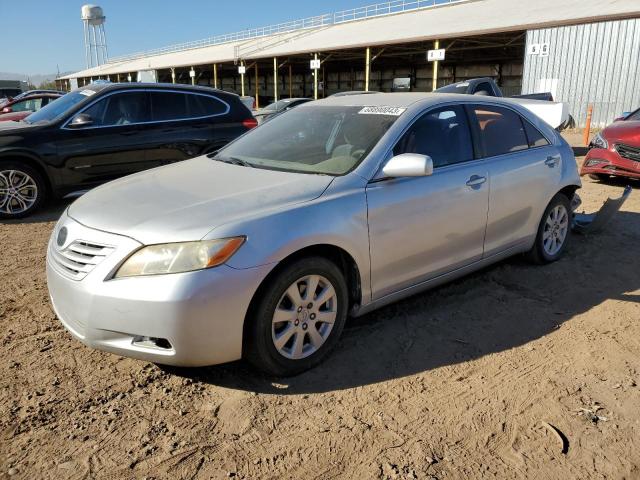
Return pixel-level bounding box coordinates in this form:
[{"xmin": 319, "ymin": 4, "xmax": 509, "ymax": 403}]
[{"xmin": 61, "ymin": 0, "xmax": 640, "ymax": 80}]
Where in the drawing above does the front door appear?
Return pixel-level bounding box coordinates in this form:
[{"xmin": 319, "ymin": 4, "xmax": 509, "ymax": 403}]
[
  {"xmin": 56, "ymin": 90, "xmax": 158, "ymax": 187},
  {"xmin": 366, "ymin": 105, "xmax": 490, "ymax": 299}
]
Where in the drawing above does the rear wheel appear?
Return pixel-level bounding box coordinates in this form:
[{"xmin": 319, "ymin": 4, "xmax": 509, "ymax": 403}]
[
  {"xmin": 0, "ymin": 161, "xmax": 46, "ymax": 219},
  {"xmin": 526, "ymin": 194, "xmax": 571, "ymax": 264},
  {"xmin": 244, "ymin": 257, "xmax": 348, "ymax": 376}
]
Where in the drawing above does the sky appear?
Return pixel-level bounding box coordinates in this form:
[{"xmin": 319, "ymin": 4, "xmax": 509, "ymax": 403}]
[{"xmin": 0, "ymin": 0, "xmax": 370, "ymax": 76}]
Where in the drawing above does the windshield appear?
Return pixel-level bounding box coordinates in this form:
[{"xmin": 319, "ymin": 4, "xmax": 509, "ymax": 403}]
[
  {"xmin": 627, "ymin": 109, "xmax": 640, "ymax": 121},
  {"xmin": 215, "ymin": 105, "xmax": 400, "ymax": 175},
  {"xmin": 24, "ymin": 91, "xmax": 89, "ymax": 124}
]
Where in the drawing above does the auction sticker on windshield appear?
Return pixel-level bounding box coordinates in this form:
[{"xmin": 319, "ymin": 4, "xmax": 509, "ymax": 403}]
[{"xmin": 358, "ymin": 106, "xmax": 406, "ymax": 116}]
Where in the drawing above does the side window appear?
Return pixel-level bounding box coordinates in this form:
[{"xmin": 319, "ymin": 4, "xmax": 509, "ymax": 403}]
[
  {"xmin": 151, "ymin": 92, "xmax": 189, "ymax": 121},
  {"xmin": 469, "ymin": 105, "xmax": 528, "ymax": 157},
  {"xmin": 13, "ymin": 98, "xmax": 43, "ymax": 112},
  {"xmin": 393, "ymin": 105, "xmax": 474, "ymax": 168},
  {"xmin": 83, "ymin": 92, "xmax": 150, "ymax": 127},
  {"xmin": 186, "ymin": 94, "xmax": 227, "ymax": 117},
  {"xmin": 523, "ymin": 120, "xmax": 550, "ymax": 148},
  {"xmin": 473, "ymin": 82, "xmax": 493, "ymax": 96}
]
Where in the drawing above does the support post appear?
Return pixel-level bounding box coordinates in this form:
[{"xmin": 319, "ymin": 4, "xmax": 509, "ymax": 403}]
[
  {"xmin": 241, "ymin": 61, "xmax": 245, "ymax": 97},
  {"xmin": 584, "ymin": 105, "xmax": 593, "ymax": 146},
  {"xmin": 255, "ymin": 63, "xmax": 260, "ymax": 109},
  {"xmin": 365, "ymin": 47, "xmax": 371, "ymax": 92},
  {"xmin": 171, "ymin": 68, "xmax": 176, "ymax": 84},
  {"xmin": 213, "ymin": 64, "xmax": 218, "ymax": 89},
  {"xmin": 273, "ymin": 57, "xmax": 278, "ymax": 102},
  {"xmin": 314, "ymin": 53, "xmax": 319, "ymax": 100},
  {"xmin": 432, "ymin": 39, "xmax": 440, "ymax": 92},
  {"xmin": 289, "ymin": 64, "xmax": 293, "ymax": 98}
]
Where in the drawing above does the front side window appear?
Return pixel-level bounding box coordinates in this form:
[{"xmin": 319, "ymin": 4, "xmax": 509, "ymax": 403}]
[
  {"xmin": 393, "ymin": 105, "xmax": 474, "ymax": 168},
  {"xmin": 215, "ymin": 105, "xmax": 399, "ymax": 175},
  {"xmin": 469, "ymin": 105, "xmax": 528, "ymax": 157},
  {"xmin": 82, "ymin": 91, "xmax": 150, "ymax": 126}
]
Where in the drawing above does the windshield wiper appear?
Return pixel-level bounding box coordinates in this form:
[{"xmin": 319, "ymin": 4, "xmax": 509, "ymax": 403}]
[{"xmin": 213, "ymin": 156, "xmax": 254, "ymax": 168}]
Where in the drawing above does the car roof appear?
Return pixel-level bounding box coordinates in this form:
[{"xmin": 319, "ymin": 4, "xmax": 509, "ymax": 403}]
[{"xmin": 81, "ymin": 82, "xmax": 241, "ymax": 98}]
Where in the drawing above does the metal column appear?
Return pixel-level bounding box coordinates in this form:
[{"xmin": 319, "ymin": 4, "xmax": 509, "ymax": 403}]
[
  {"xmin": 432, "ymin": 40, "xmax": 440, "ymax": 92},
  {"xmin": 213, "ymin": 64, "xmax": 218, "ymax": 89},
  {"xmin": 241, "ymin": 61, "xmax": 246, "ymax": 97},
  {"xmin": 365, "ymin": 47, "xmax": 371, "ymax": 92},
  {"xmin": 273, "ymin": 58, "xmax": 278, "ymax": 102},
  {"xmin": 171, "ymin": 68, "xmax": 176, "ymax": 84},
  {"xmin": 255, "ymin": 63, "xmax": 260, "ymax": 109},
  {"xmin": 314, "ymin": 53, "xmax": 319, "ymax": 100}
]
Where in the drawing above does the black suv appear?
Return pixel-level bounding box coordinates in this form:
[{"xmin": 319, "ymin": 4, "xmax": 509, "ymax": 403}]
[{"xmin": 0, "ymin": 83, "xmax": 257, "ymax": 218}]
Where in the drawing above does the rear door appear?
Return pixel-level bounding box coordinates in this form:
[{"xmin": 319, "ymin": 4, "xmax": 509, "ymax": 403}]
[
  {"xmin": 466, "ymin": 103, "xmax": 561, "ymax": 255},
  {"xmin": 146, "ymin": 90, "xmax": 230, "ymax": 165},
  {"xmin": 366, "ymin": 104, "xmax": 490, "ymax": 299}
]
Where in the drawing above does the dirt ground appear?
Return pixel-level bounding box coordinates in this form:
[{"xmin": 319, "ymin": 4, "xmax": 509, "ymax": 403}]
[{"xmin": 1, "ymin": 136, "xmax": 639, "ymax": 479}]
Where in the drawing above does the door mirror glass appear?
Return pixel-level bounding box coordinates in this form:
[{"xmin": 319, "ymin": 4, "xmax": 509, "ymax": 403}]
[
  {"xmin": 68, "ymin": 113, "xmax": 94, "ymax": 128},
  {"xmin": 383, "ymin": 153, "xmax": 433, "ymax": 178}
]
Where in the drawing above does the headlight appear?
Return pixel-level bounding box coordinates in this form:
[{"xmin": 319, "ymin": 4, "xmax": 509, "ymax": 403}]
[
  {"xmin": 590, "ymin": 132, "xmax": 608, "ymax": 150},
  {"xmin": 115, "ymin": 237, "xmax": 245, "ymax": 278}
]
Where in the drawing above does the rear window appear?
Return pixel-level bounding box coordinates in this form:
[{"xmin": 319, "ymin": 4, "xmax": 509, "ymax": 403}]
[{"xmin": 470, "ymin": 105, "xmax": 528, "ymax": 157}]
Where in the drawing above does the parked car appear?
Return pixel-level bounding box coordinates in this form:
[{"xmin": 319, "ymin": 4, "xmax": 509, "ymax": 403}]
[
  {"xmin": 435, "ymin": 78, "xmax": 570, "ymax": 130},
  {"xmin": 47, "ymin": 93, "xmax": 581, "ymax": 376},
  {"xmin": 0, "ymin": 83, "xmax": 257, "ymax": 218},
  {"xmin": 581, "ymin": 107, "xmax": 640, "ymax": 181},
  {"xmin": 0, "ymin": 93, "xmax": 64, "ymax": 122},
  {"xmin": 254, "ymin": 98, "xmax": 311, "ymax": 123},
  {"xmin": 330, "ymin": 91, "xmax": 380, "ymax": 97}
]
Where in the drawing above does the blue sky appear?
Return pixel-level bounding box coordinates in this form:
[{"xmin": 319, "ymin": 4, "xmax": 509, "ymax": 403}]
[{"xmin": 0, "ymin": 0, "xmax": 370, "ymax": 75}]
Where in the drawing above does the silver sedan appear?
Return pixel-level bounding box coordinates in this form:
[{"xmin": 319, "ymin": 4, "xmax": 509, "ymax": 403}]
[{"xmin": 47, "ymin": 93, "xmax": 581, "ymax": 376}]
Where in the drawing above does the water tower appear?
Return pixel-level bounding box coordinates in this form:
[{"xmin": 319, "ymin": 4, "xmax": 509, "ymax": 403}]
[{"xmin": 81, "ymin": 5, "xmax": 108, "ymax": 68}]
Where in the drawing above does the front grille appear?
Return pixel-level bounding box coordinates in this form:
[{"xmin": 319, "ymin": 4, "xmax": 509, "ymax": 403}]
[
  {"xmin": 50, "ymin": 240, "xmax": 115, "ymax": 280},
  {"xmin": 615, "ymin": 143, "xmax": 640, "ymax": 162}
]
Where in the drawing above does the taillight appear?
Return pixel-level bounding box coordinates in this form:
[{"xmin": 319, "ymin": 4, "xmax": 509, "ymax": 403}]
[{"xmin": 242, "ymin": 118, "xmax": 258, "ymax": 129}]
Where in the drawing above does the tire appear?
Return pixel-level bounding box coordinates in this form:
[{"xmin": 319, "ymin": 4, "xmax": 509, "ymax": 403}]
[
  {"xmin": 588, "ymin": 174, "xmax": 609, "ymax": 182},
  {"xmin": 525, "ymin": 193, "xmax": 572, "ymax": 265},
  {"xmin": 0, "ymin": 161, "xmax": 46, "ymax": 219},
  {"xmin": 244, "ymin": 257, "xmax": 349, "ymax": 376}
]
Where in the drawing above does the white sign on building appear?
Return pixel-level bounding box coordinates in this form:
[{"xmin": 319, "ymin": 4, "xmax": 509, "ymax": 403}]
[{"xmin": 427, "ymin": 49, "xmax": 445, "ymax": 62}]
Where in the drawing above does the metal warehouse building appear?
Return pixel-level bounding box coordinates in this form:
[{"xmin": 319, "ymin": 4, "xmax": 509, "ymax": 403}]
[{"xmin": 59, "ymin": 0, "xmax": 640, "ymax": 127}]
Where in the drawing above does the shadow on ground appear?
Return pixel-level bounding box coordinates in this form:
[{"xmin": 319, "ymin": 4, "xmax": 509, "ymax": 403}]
[{"xmin": 165, "ymin": 209, "xmax": 640, "ymax": 394}]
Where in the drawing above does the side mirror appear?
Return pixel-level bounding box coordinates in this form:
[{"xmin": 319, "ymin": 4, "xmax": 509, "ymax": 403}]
[
  {"xmin": 383, "ymin": 153, "xmax": 433, "ymax": 178},
  {"xmin": 1, "ymin": 107, "xmax": 12, "ymax": 114},
  {"xmin": 68, "ymin": 113, "xmax": 93, "ymax": 128}
]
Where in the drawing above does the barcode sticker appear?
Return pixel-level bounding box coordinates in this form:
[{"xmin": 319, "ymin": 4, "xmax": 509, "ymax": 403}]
[{"xmin": 358, "ymin": 106, "xmax": 406, "ymax": 116}]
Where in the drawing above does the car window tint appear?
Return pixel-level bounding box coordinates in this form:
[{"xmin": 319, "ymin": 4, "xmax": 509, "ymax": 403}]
[
  {"xmin": 393, "ymin": 105, "xmax": 474, "ymax": 168},
  {"xmin": 151, "ymin": 92, "xmax": 189, "ymax": 121},
  {"xmin": 523, "ymin": 120, "xmax": 550, "ymax": 147},
  {"xmin": 471, "ymin": 105, "xmax": 528, "ymax": 157},
  {"xmin": 85, "ymin": 92, "xmax": 150, "ymax": 126},
  {"xmin": 186, "ymin": 94, "xmax": 227, "ymax": 117}
]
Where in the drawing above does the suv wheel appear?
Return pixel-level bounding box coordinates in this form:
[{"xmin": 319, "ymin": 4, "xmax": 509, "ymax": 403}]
[
  {"xmin": 0, "ymin": 161, "xmax": 46, "ymax": 219},
  {"xmin": 526, "ymin": 193, "xmax": 571, "ymax": 264},
  {"xmin": 245, "ymin": 257, "xmax": 349, "ymax": 376}
]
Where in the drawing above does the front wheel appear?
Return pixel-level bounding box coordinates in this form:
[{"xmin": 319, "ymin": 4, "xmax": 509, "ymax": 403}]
[
  {"xmin": 0, "ymin": 162, "xmax": 46, "ymax": 219},
  {"xmin": 244, "ymin": 257, "xmax": 349, "ymax": 376},
  {"xmin": 526, "ymin": 194, "xmax": 571, "ymax": 264}
]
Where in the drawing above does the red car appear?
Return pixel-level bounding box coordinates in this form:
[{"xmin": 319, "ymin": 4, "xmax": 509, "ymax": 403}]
[
  {"xmin": 581, "ymin": 108, "xmax": 640, "ymax": 181},
  {"xmin": 0, "ymin": 93, "xmax": 63, "ymax": 122}
]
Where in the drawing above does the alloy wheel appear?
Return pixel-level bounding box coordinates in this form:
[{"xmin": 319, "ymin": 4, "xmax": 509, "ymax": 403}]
[
  {"xmin": 0, "ymin": 169, "xmax": 39, "ymax": 215},
  {"xmin": 271, "ymin": 274, "xmax": 338, "ymax": 360},
  {"xmin": 542, "ymin": 204, "xmax": 569, "ymax": 256}
]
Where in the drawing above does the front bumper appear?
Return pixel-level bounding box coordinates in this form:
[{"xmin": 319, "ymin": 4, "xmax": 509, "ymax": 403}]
[
  {"xmin": 580, "ymin": 148, "xmax": 640, "ymax": 179},
  {"xmin": 46, "ymin": 214, "xmax": 272, "ymax": 367}
]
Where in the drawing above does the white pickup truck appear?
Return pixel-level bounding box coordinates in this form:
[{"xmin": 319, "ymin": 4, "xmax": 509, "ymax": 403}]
[{"xmin": 435, "ymin": 77, "xmax": 571, "ymax": 130}]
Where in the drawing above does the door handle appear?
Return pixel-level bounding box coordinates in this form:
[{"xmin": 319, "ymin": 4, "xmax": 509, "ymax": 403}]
[
  {"xmin": 466, "ymin": 175, "xmax": 487, "ymax": 187},
  {"xmin": 545, "ymin": 155, "xmax": 560, "ymax": 167}
]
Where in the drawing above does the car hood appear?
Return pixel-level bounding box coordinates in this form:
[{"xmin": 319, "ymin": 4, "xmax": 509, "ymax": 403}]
[
  {"xmin": 603, "ymin": 120, "xmax": 640, "ymax": 146},
  {"xmin": 68, "ymin": 156, "xmax": 334, "ymax": 244},
  {"xmin": 0, "ymin": 120, "xmax": 40, "ymax": 133}
]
